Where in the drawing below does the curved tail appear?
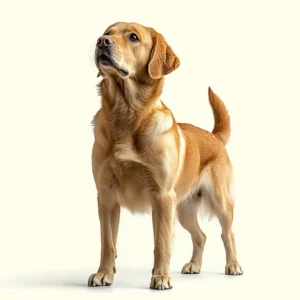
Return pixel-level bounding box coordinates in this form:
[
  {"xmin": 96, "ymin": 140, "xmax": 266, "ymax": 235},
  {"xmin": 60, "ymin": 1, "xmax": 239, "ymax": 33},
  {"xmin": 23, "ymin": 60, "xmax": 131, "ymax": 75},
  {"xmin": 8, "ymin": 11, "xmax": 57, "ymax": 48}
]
[{"xmin": 208, "ymin": 87, "xmax": 231, "ymax": 145}]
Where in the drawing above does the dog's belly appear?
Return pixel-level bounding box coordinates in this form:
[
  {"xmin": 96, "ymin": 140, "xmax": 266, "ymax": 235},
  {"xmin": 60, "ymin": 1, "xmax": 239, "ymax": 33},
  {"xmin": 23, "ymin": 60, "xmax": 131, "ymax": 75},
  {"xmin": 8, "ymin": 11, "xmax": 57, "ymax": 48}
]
[{"xmin": 109, "ymin": 158, "xmax": 203, "ymax": 213}]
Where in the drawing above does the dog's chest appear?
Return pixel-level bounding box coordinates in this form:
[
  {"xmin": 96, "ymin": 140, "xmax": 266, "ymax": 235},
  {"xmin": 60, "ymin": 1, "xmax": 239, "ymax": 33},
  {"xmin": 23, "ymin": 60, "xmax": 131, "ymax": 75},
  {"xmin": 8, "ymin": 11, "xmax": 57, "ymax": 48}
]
[
  {"xmin": 113, "ymin": 139, "xmax": 143, "ymax": 165},
  {"xmin": 109, "ymin": 140, "xmax": 155, "ymax": 212}
]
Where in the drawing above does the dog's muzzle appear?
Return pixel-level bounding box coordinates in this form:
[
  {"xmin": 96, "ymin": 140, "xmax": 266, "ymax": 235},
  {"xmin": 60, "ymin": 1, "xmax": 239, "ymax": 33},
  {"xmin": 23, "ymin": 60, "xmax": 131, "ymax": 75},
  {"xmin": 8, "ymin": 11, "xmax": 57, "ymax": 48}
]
[{"xmin": 95, "ymin": 36, "xmax": 129, "ymax": 77}]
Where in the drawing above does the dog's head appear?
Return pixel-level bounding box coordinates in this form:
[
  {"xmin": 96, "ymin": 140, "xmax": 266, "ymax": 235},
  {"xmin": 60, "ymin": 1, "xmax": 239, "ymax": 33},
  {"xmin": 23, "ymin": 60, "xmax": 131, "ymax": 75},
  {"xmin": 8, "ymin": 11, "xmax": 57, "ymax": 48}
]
[{"xmin": 95, "ymin": 22, "xmax": 180, "ymax": 80}]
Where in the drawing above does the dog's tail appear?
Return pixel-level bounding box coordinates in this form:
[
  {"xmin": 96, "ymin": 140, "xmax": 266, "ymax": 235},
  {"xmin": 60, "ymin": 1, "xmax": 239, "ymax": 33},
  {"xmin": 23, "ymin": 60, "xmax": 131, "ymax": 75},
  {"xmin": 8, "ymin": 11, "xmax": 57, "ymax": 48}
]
[{"xmin": 208, "ymin": 87, "xmax": 231, "ymax": 145}]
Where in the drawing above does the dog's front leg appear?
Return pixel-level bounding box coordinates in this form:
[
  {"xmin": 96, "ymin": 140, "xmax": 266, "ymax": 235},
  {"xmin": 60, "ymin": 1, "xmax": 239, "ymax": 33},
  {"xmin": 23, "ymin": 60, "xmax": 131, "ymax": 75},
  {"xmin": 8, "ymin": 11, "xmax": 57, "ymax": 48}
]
[
  {"xmin": 150, "ymin": 191, "xmax": 175, "ymax": 290},
  {"xmin": 88, "ymin": 192, "xmax": 120, "ymax": 287}
]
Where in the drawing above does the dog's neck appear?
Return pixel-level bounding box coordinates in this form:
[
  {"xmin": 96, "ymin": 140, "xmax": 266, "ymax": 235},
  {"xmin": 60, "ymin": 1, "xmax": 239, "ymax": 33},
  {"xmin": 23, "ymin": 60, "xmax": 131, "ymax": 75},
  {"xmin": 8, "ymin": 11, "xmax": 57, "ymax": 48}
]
[{"xmin": 99, "ymin": 75, "xmax": 165, "ymax": 140}]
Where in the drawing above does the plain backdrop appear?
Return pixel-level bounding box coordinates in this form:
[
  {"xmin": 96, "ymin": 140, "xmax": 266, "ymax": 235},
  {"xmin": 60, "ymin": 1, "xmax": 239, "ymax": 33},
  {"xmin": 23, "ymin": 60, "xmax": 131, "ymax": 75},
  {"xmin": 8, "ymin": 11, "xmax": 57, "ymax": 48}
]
[{"xmin": 1, "ymin": 0, "xmax": 300, "ymax": 299}]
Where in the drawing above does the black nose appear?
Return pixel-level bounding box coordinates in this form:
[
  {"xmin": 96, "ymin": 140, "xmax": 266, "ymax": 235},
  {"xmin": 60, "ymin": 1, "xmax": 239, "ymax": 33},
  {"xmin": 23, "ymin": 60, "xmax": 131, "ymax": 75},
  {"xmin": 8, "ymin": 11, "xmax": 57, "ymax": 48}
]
[{"xmin": 97, "ymin": 36, "xmax": 114, "ymax": 48}]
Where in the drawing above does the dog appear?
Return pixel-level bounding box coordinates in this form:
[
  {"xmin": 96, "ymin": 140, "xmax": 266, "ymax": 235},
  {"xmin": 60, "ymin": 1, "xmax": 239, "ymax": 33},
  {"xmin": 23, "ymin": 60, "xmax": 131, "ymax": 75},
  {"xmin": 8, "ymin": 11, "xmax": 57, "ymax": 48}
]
[{"xmin": 88, "ymin": 22, "xmax": 243, "ymax": 290}]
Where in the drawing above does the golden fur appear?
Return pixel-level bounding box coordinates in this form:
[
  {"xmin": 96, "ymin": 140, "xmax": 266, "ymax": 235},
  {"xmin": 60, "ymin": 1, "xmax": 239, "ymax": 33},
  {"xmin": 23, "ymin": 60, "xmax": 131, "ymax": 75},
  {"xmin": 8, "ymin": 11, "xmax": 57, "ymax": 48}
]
[{"xmin": 88, "ymin": 22, "xmax": 243, "ymax": 290}]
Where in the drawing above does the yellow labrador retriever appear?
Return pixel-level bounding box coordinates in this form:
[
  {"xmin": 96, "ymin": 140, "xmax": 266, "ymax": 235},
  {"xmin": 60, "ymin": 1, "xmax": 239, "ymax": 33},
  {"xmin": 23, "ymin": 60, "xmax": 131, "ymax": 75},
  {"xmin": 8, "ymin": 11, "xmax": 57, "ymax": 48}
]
[{"xmin": 88, "ymin": 22, "xmax": 243, "ymax": 290}]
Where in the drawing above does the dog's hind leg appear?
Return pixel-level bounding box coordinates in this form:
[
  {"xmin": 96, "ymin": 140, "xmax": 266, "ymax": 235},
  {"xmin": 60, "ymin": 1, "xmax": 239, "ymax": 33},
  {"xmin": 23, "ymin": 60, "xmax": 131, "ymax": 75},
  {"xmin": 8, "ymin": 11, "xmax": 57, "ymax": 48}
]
[
  {"xmin": 208, "ymin": 165, "xmax": 243, "ymax": 275},
  {"xmin": 177, "ymin": 198, "xmax": 206, "ymax": 274}
]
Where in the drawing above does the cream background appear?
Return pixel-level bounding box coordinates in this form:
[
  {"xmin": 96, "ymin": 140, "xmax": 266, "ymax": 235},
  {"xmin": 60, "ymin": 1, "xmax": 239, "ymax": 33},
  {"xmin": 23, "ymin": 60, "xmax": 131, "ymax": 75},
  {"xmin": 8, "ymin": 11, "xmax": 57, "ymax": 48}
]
[{"xmin": 0, "ymin": 0, "xmax": 300, "ymax": 299}]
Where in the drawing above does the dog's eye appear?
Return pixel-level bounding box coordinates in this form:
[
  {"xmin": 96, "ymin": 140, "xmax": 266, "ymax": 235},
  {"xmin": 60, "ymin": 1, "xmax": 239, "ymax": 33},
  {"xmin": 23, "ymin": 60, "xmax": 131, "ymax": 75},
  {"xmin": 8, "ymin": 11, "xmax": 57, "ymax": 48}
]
[{"xmin": 128, "ymin": 33, "xmax": 139, "ymax": 42}]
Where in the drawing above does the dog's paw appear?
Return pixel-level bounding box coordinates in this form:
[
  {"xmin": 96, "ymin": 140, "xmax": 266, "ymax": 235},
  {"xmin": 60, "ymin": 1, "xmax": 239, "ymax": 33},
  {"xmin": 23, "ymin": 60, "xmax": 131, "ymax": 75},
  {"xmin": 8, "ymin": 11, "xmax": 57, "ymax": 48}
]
[
  {"xmin": 150, "ymin": 275, "xmax": 172, "ymax": 290},
  {"xmin": 225, "ymin": 262, "xmax": 243, "ymax": 275},
  {"xmin": 88, "ymin": 272, "xmax": 113, "ymax": 287},
  {"xmin": 181, "ymin": 262, "xmax": 201, "ymax": 274}
]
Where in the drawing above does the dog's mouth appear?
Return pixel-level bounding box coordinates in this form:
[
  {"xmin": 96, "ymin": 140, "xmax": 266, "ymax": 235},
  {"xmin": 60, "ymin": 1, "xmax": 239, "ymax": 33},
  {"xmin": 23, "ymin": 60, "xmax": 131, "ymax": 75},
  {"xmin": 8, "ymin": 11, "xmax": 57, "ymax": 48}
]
[{"xmin": 97, "ymin": 53, "xmax": 129, "ymax": 77}]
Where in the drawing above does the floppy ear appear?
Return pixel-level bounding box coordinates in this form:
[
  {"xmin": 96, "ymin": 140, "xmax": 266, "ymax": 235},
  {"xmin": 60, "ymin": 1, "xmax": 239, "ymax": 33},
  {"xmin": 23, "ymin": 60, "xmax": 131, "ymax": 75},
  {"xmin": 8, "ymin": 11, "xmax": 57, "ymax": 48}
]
[{"xmin": 148, "ymin": 32, "xmax": 180, "ymax": 79}]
